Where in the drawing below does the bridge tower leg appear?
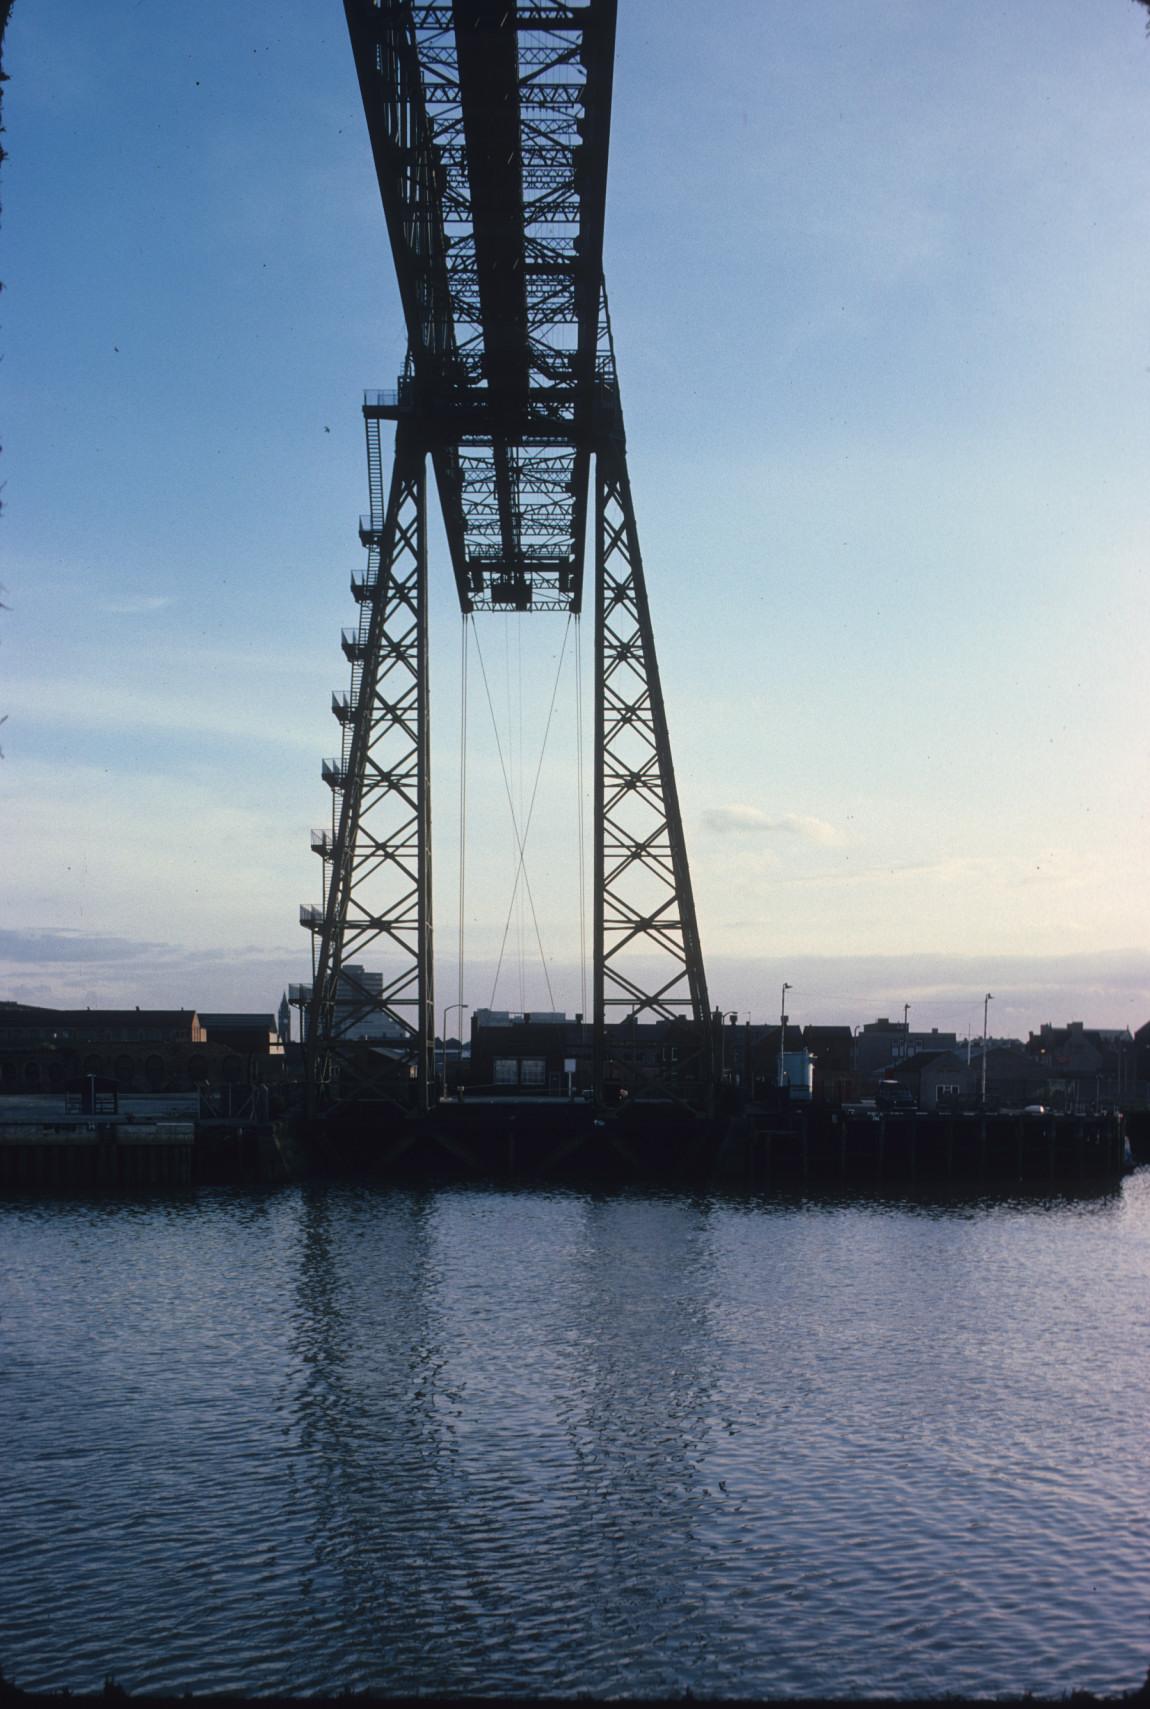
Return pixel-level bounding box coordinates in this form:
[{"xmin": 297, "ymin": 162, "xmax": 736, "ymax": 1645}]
[
  {"xmin": 301, "ymin": 418, "xmax": 434, "ymax": 1115},
  {"xmin": 593, "ymin": 446, "xmax": 712, "ymax": 1106}
]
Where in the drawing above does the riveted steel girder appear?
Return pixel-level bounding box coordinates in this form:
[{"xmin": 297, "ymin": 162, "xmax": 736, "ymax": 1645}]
[
  {"xmin": 303, "ymin": 428, "xmax": 434, "ymax": 1112},
  {"xmin": 343, "ymin": 0, "xmax": 615, "ymax": 613},
  {"xmin": 593, "ymin": 448, "xmax": 713, "ymax": 1104},
  {"xmin": 304, "ymin": 0, "xmax": 712, "ymax": 1117}
]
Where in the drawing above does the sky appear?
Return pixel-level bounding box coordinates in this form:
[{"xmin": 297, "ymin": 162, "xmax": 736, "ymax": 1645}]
[{"xmin": 2, "ymin": 0, "xmax": 1149, "ymax": 1042}]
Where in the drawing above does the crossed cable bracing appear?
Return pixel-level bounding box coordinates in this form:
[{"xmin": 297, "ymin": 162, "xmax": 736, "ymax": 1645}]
[{"xmin": 469, "ymin": 614, "xmax": 576, "ymax": 1015}]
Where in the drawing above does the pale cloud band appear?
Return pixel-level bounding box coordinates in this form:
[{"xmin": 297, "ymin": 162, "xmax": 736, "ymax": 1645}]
[
  {"xmin": 702, "ymin": 803, "xmax": 842, "ymax": 845},
  {"xmin": 1, "ymin": 930, "xmax": 1144, "ymax": 1033},
  {"xmin": 99, "ymin": 595, "xmax": 175, "ymax": 615}
]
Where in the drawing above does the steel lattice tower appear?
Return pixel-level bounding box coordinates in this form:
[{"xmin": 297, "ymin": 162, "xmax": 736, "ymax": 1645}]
[{"xmin": 297, "ymin": 0, "xmax": 712, "ymax": 1113}]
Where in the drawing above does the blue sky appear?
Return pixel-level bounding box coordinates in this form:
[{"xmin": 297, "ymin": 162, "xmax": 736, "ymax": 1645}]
[{"xmin": 3, "ymin": 0, "xmax": 1148, "ymax": 1039}]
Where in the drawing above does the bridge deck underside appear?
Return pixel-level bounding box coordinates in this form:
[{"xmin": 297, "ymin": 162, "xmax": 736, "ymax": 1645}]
[{"xmin": 347, "ymin": 0, "xmax": 616, "ymax": 613}]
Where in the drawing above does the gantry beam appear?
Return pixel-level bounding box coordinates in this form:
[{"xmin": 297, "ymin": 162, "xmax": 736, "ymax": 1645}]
[
  {"xmin": 303, "ymin": 0, "xmax": 712, "ymax": 1115},
  {"xmin": 343, "ymin": 0, "xmax": 616, "ymax": 613}
]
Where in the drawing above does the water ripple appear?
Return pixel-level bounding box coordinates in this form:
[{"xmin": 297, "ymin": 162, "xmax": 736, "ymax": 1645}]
[{"xmin": 1, "ymin": 1175, "xmax": 1148, "ymax": 1697}]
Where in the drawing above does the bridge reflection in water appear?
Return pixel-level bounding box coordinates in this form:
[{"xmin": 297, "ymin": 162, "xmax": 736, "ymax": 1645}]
[
  {"xmin": 280, "ymin": 1177, "xmax": 1145, "ymax": 1698},
  {"xmin": 3, "ymin": 1178, "xmax": 1145, "ymax": 1698},
  {"xmin": 290, "ymin": 1187, "xmax": 723, "ymax": 1692}
]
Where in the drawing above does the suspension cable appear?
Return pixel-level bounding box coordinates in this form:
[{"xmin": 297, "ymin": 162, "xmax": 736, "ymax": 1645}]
[
  {"xmin": 574, "ymin": 614, "xmax": 587, "ymax": 1021},
  {"xmin": 517, "ymin": 615, "xmax": 525, "ymax": 1012},
  {"xmin": 487, "ymin": 621, "xmax": 570, "ymax": 1013},
  {"xmin": 457, "ymin": 614, "xmax": 469, "ymax": 1048},
  {"xmin": 474, "ymin": 618, "xmax": 571, "ymax": 1012}
]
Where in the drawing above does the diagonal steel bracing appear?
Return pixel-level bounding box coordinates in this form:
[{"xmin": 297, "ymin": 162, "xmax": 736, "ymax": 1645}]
[
  {"xmin": 593, "ymin": 447, "xmax": 712, "ymax": 1101},
  {"xmin": 300, "ymin": 0, "xmax": 712, "ymax": 1115},
  {"xmin": 300, "ymin": 427, "xmax": 434, "ymax": 1111}
]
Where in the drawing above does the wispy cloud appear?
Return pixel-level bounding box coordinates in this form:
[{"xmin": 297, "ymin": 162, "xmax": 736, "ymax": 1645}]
[
  {"xmin": 702, "ymin": 804, "xmax": 842, "ymax": 845},
  {"xmin": 99, "ymin": 595, "xmax": 175, "ymax": 615},
  {"xmin": 763, "ymin": 853, "xmax": 1090, "ymax": 891},
  {"xmin": 5, "ymin": 674, "xmax": 321, "ymax": 751},
  {"xmin": 0, "ymin": 928, "xmax": 303, "ymax": 1011},
  {"xmin": 0, "ymin": 926, "xmax": 299, "ymax": 971},
  {"xmin": 0, "ymin": 928, "xmax": 166, "ymax": 966},
  {"xmin": 695, "ymin": 949, "xmax": 1150, "ymax": 1034}
]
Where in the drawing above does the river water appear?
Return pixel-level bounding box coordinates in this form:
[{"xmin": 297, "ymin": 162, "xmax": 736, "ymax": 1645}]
[{"xmin": 2, "ymin": 1173, "xmax": 1147, "ymax": 1699}]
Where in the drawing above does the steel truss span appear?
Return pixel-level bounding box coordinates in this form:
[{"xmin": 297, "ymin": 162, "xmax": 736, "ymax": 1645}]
[{"xmin": 299, "ymin": 0, "xmax": 712, "ymax": 1112}]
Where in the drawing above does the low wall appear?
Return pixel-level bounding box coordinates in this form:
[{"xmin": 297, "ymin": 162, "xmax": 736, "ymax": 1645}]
[
  {"xmin": 0, "ymin": 1128, "xmax": 194, "ymax": 1190},
  {"xmin": 731, "ymin": 1107, "xmax": 1127, "ymax": 1184}
]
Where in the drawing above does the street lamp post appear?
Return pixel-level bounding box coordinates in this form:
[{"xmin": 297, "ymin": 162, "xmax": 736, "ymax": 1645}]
[
  {"xmin": 722, "ymin": 1012, "xmax": 738, "ymax": 1081},
  {"xmin": 442, "ymin": 1002, "xmax": 469, "ymax": 1096},
  {"xmin": 981, "ymin": 992, "xmax": 993, "ymax": 1107},
  {"xmin": 778, "ymin": 982, "xmax": 792, "ymax": 1090}
]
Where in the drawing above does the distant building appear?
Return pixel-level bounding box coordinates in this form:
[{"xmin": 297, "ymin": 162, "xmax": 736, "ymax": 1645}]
[
  {"xmin": 802, "ymin": 1025, "xmax": 855, "ymax": 1103},
  {"xmin": 979, "ymin": 1047, "xmax": 1048, "ymax": 1108},
  {"xmin": 0, "ymin": 1005, "xmax": 205, "ymax": 1049},
  {"xmin": 291, "ymin": 965, "xmax": 407, "ymax": 1043},
  {"xmin": 469, "ymin": 1009, "xmax": 585, "ymax": 1093},
  {"xmin": 959, "ymin": 1035, "xmax": 1026, "ymax": 1071},
  {"xmin": 854, "ymin": 1018, "xmax": 959, "ymax": 1080},
  {"xmin": 465, "ymin": 1009, "xmax": 722, "ymax": 1098},
  {"xmin": 0, "ymin": 1004, "xmax": 255, "ymax": 1095},
  {"xmin": 199, "ymin": 1014, "xmax": 282, "ymax": 1054},
  {"xmin": 1133, "ymin": 1020, "xmax": 1150, "ymax": 1108},
  {"xmin": 743, "ymin": 1025, "xmax": 811, "ymax": 1100},
  {"xmin": 890, "ymin": 1047, "xmax": 1047, "ymax": 1111},
  {"xmin": 888, "ymin": 1049, "xmax": 973, "ymax": 1110},
  {"xmin": 198, "ymin": 1015, "xmax": 286, "ymax": 1085},
  {"xmin": 1026, "ymin": 1022, "xmax": 1133, "ymax": 1112}
]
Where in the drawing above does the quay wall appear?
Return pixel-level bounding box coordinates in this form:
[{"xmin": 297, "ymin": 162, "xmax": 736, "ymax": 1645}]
[
  {"xmin": 0, "ymin": 1098, "xmax": 1130, "ymax": 1191},
  {"xmin": 296, "ymin": 1100, "xmax": 1129, "ymax": 1186},
  {"xmin": 0, "ymin": 1118, "xmax": 300, "ymax": 1191},
  {"xmin": 726, "ymin": 1106, "xmax": 1127, "ymax": 1186},
  {"xmin": 0, "ymin": 1124, "xmax": 195, "ymax": 1190}
]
